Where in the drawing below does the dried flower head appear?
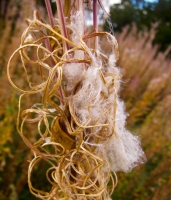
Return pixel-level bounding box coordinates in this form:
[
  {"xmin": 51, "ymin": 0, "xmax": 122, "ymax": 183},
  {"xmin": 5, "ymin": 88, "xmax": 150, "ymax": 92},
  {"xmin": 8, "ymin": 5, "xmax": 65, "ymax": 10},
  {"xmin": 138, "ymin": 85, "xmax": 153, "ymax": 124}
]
[{"xmin": 7, "ymin": 0, "xmax": 145, "ymax": 199}]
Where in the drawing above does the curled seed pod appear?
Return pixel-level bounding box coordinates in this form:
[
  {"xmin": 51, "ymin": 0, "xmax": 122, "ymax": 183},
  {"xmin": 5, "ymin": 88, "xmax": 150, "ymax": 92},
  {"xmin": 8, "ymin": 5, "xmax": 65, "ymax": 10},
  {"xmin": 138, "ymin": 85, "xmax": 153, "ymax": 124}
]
[{"xmin": 7, "ymin": 1, "xmax": 145, "ymax": 199}]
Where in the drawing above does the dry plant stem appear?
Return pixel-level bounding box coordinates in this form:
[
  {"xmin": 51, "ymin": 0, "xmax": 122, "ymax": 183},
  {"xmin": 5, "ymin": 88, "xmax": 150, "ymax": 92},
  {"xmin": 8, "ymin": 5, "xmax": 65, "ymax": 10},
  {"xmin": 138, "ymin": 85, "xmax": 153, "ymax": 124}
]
[
  {"xmin": 7, "ymin": 1, "xmax": 146, "ymax": 199},
  {"xmin": 35, "ymin": 11, "xmax": 53, "ymax": 58},
  {"xmin": 7, "ymin": 2, "xmax": 118, "ymax": 199},
  {"xmin": 56, "ymin": 0, "xmax": 69, "ymax": 51},
  {"xmin": 44, "ymin": 1, "xmax": 64, "ymax": 105},
  {"xmin": 45, "ymin": 0, "xmax": 54, "ymax": 27},
  {"xmin": 98, "ymin": 0, "xmax": 109, "ymax": 17},
  {"xmin": 93, "ymin": 0, "xmax": 98, "ymax": 51}
]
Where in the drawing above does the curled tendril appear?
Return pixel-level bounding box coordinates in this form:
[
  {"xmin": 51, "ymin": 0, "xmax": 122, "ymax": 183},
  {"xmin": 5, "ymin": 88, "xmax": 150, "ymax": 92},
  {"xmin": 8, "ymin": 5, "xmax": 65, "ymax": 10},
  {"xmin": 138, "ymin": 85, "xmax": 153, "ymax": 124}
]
[{"xmin": 7, "ymin": 8, "xmax": 119, "ymax": 200}]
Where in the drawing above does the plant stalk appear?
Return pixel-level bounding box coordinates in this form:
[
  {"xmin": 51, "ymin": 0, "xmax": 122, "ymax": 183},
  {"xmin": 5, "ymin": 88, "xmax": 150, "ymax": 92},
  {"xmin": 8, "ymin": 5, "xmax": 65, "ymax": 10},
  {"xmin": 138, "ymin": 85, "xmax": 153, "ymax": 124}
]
[
  {"xmin": 45, "ymin": 0, "xmax": 54, "ymax": 27},
  {"xmin": 93, "ymin": 0, "xmax": 98, "ymax": 51},
  {"xmin": 44, "ymin": 0, "xmax": 64, "ymax": 105},
  {"xmin": 56, "ymin": 0, "xmax": 69, "ymax": 51}
]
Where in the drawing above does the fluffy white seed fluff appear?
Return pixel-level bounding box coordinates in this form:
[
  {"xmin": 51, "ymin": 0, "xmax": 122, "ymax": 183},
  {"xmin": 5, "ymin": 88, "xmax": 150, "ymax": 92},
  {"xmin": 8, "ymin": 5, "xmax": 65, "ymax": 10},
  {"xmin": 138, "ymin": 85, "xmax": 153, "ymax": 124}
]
[
  {"xmin": 69, "ymin": 11, "xmax": 84, "ymax": 44},
  {"xmin": 65, "ymin": 12, "xmax": 145, "ymax": 173},
  {"xmin": 63, "ymin": 11, "xmax": 85, "ymax": 92},
  {"xmin": 102, "ymin": 59, "xmax": 145, "ymax": 172},
  {"xmin": 63, "ymin": 63, "xmax": 85, "ymax": 92}
]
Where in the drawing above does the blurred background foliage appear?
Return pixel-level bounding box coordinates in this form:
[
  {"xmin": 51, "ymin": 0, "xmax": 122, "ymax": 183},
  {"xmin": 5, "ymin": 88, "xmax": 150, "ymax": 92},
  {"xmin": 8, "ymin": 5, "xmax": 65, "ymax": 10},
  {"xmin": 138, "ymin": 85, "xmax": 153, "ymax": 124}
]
[
  {"xmin": 105, "ymin": 0, "xmax": 171, "ymax": 58},
  {"xmin": 0, "ymin": 0, "xmax": 171, "ymax": 199}
]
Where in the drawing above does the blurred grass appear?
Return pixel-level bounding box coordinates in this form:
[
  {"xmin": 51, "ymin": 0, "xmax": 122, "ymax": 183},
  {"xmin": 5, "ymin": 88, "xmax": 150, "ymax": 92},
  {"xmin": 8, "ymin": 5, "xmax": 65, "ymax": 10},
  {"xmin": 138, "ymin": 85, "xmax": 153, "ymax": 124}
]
[
  {"xmin": 110, "ymin": 26, "xmax": 171, "ymax": 200},
  {"xmin": 0, "ymin": 1, "xmax": 171, "ymax": 199}
]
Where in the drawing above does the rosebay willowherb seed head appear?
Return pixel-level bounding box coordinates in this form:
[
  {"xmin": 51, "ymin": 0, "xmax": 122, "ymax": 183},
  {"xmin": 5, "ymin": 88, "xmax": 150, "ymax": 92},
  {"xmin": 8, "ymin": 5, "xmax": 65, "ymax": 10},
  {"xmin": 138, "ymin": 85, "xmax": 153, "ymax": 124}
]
[{"xmin": 7, "ymin": 1, "xmax": 145, "ymax": 199}]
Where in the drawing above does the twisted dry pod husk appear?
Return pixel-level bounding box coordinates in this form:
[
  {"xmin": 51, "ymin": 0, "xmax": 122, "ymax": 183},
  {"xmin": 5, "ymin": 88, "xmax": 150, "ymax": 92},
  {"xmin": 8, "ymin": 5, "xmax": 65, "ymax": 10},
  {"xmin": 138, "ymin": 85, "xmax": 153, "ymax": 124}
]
[{"xmin": 7, "ymin": 3, "xmax": 145, "ymax": 200}]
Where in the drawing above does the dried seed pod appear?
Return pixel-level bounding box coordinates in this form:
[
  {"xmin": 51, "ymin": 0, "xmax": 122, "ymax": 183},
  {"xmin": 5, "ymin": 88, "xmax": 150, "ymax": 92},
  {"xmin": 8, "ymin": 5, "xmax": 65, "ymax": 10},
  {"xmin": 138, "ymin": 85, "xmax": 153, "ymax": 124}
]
[{"xmin": 7, "ymin": 1, "xmax": 145, "ymax": 199}]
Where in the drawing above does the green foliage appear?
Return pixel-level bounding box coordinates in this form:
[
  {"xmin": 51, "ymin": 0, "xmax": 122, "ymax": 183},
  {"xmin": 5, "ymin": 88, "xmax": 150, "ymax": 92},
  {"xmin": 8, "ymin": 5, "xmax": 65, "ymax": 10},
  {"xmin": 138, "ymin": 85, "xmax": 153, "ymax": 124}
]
[
  {"xmin": 153, "ymin": 24, "xmax": 171, "ymax": 54},
  {"xmin": 105, "ymin": 0, "xmax": 171, "ymax": 57},
  {"xmin": 108, "ymin": 2, "xmax": 154, "ymax": 32}
]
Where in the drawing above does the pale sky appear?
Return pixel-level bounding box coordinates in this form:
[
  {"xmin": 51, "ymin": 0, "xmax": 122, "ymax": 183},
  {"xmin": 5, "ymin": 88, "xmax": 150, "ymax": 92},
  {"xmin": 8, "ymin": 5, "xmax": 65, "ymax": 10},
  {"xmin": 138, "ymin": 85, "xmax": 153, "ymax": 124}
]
[
  {"xmin": 85, "ymin": 0, "xmax": 122, "ymax": 26},
  {"xmin": 104, "ymin": 0, "xmax": 122, "ymax": 12}
]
